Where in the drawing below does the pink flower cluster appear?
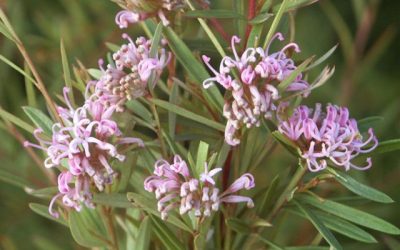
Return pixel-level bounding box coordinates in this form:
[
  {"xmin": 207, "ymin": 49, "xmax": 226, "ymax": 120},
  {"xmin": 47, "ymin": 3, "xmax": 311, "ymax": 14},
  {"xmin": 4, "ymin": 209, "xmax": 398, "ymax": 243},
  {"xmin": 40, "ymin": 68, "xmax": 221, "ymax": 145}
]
[
  {"xmin": 278, "ymin": 104, "xmax": 378, "ymax": 172},
  {"xmin": 144, "ymin": 155, "xmax": 255, "ymax": 220},
  {"xmin": 91, "ymin": 34, "xmax": 170, "ymax": 112},
  {"xmin": 203, "ymin": 34, "xmax": 309, "ymax": 146},
  {"xmin": 25, "ymin": 88, "xmax": 144, "ymax": 217},
  {"xmin": 115, "ymin": 0, "xmax": 186, "ymax": 27}
]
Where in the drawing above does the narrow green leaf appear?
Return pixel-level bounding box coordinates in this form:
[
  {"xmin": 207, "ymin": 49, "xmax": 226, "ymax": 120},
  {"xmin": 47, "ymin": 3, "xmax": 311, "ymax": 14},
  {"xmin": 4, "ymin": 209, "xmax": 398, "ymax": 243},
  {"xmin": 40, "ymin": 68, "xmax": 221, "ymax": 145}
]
[
  {"xmin": 256, "ymin": 175, "xmax": 280, "ymax": 215},
  {"xmin": 0, "ymin": 107, "xmax": 35, "ymax": 133},
  {"xmin": 23, "ymin": 106, "xmax": 53, "ymax": 135},
  {"xmin": 29, "ymin": 203, "xmax": 68, "ymax": 227},
  {"xmin": 185, "ymin": 10, "xmax": 244, "ymax": 19},
  {"xmin": 263, "ymin": 0, "xmax": 289, "ymax": 49},
  {"xmin": 256, "ymin": 234, "xmax": 284, "ymax": 250},
  {"xmin": 0, "ymin": 54, "xmax": 37, "ymax": 84},
  {"xmin": 126, "ymin": 100, "xmax": 154, "ymax": 124},
  {"xmin": 168, "ymin": 83, "xmax": 179, "ymax": 140},
  {"xmin": 0, "ymin": 22, "xmax": 15, "ymax": 42},
  {"xmin": 250, "ymin": 12, "xmax": 274, "ymax": 24},
  {"xmin": 136, "ymin": 216, "xmax": 151, "ymax": 250},
  {"xmin": 152, "ymin": 99, "xmax": 225, "ymax": 132},
  {"xmin": 0, "ymin": 169, "xmax": 31, "ymax": 189},
  {"xmin": 69, "ymin": 208, "xmax": 109, "ymax": 248},
  {"xmin": 316, "ymin": 211, "xmax": 377, "ymax": 243},
  {"xmin": 288, "ymin": 208, "xmax": 377, "ymax": 243},
  {"xmin": 88, "ymin": 68, "xmax": 102, "ymax": 80},
  {"xmin": 24, "ymin": 63, "xmax": 37, "ymax": 107},
  {"xmin": 162, "ymin": 26, "xmax": 223, "ymax": 111},
  {"xmin": 372, "ymin": 139, "xmax": 400, "ymax": 155},
  {"xmin": 150, "ymin": 215, "xmax": 185, "ymax": 250},
  {"xmin": 328, "ymin": 168, "xmax": 393, "ymax": 203},
  {"xmin": 26, "ymin": 187, "xmax": 57, "ymax": 198},
  {"xmin": 226, "ymin": 218, "xmax": 251, "ymax": 234},
  {"xmin": 127, "ymin": 192, "xmax": 192, "ymax": 232},
  {"xmin": 271, "ymin": 131, "xmax": 300, "ymax": 156},
  {"xmin": 60, "ymin": 39, "xmax": 74, "ymax": 105},
  {"xmin": 293, "ymin": 200, "xmax": 342, "ymax": 250},
  {"xmin": 272, "ymin": 0, "xmax": 320, "ymax": 13},
  {"xmin": 195, "ymin": 141, "xmax": 209, "ymax": 178},
  {"xmin": 357, "ymin": 116, "xmax": 383, "ymax": 133},
  {"xmin": 306, "ymin": 44, "xmax": 338, "ymax": 70},
  {"xmin": 300, "ymin": 194, "xmax": 400, "ymax": 235},
  {"xmin": 277, "ymin": 56, "xmax": 314, "ymax": 91},
  {"xmin": 92, "ymin": 193, "xmax": 132, "ymax": 208}
]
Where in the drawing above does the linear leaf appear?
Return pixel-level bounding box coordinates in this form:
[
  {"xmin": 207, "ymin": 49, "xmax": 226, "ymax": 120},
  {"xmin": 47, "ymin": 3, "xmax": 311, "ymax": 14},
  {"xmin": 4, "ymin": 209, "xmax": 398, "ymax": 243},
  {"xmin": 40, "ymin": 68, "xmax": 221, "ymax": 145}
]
[
  {"xmin": 372, "ymin": 139, "xmax": 400, "ymax": 155},
  {"xmin": 136, "ymin": 216, "xmax": 151, "ymax": 250},
  {"xmin": 306, "ymin": 44, "xmax": 338, "ymax": 70},
  {"xmin": 29, "ymin": 203, "xmax": 68, "ymax": 227},
  {"xmin": 152, "ymin": 99, "xmax": 225, "ymax": 131},
  {"xmin": 195, "ymin": 141, "xmax": 209, "ymax": 178},
  {"xmin": 288, "ymin": 208, "xmax": 377, "ymax": 243},
  {"xmin": 277, "ymin": 56, "xmax": 314, "ymax": 91},
  {"xmin": 328, "ymin": 168, "xmax": 393, "ymax": 203},
  {"xmin": 127, "ymin": 192, "xmax": 192, "ymax": 232},
  {"xmin": 168, "ymin": 83, "xmax": 179, "ymax": 140},
  {"xmin": 299, "ymin": 194, "xmax": 400, "ymax": 235},
  {"xmin": 23, "ymin": 106, "xmax": 53, "ymax": 135},
  {"xmin": 263, "ymin": 0, "xmax": 289, "ymax": 49},
  {"xmin": 150, "ymin": 215, "xmax": 185, "ymax": 250},
  {"xmin": 0, "ymin": 169, "xmax": 31, "ymax": 189},
  {"xmin": 357, "ymin": 116, "xmax": 383, "ymax": 133},
  {"xmin": 60, "ymin": 39, "xmax": 74, "ymax": 105},
  {"xmin": 69, "ymin": 208, "xmax": 109, "ymax": 248},
  {"xmin": 293, "ymin": 201, "xmax": 342, "ymax": 250},
  {"xmin": 0, "ymin": 54, "xmax": 37, "ymax": 84},
  {"xmin": 0, "ymin": 107, "xmax": 35, "ymax": 133},
  {"xmin": 161, "ymin": 25, "xmax": 223, "ymax": 111},
  {"xmin": 92, "ymin": 193, "xmax": 132, "ymax": 208}
]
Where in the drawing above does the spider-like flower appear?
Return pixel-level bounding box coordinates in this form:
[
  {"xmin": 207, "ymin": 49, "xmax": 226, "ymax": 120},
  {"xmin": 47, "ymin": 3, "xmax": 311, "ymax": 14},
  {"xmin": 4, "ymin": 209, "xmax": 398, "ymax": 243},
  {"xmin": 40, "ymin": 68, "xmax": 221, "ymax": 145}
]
[
  {"xmin": 144, "ymin": 155, "xmax": 255, "ymax": 220},
  {"xmin": 278, "ymin": 104, "xmax": 378, "ymax": 172},
  {"xmin": 114, "ymin": 0, "xmax": 186, "ymax": 27},
  {"xmin": 202, "ymin": 34, "xmax": 310, "ymax": 146},
  {"xmin": 92, "ymin": 34, "xmax": 170, "ymax": 112},
  {"xmin": 25, "ymin": 87, "xmax": 144, "ymax": 217}
]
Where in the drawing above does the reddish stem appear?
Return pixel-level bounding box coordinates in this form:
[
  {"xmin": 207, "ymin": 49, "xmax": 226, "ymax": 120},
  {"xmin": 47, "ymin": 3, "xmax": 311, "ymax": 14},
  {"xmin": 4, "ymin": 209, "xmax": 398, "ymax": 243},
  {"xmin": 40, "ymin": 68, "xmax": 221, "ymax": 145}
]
[{"xmin": 197, "ymin": 0, "xmax": 230, "ymax": 43}]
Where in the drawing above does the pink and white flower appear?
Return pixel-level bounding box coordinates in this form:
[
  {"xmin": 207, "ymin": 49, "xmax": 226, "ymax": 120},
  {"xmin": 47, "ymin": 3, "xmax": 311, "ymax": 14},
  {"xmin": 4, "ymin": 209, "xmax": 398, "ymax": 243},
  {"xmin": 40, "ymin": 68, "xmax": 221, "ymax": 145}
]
[{"xmin": 144, "ymin": 155, "xmax": 255, "ymax": 220}]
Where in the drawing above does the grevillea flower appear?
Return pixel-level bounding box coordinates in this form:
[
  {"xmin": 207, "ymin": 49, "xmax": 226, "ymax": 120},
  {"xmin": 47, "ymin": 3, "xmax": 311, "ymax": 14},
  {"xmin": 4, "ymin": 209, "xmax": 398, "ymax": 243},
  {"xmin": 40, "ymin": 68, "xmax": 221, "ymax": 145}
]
[
  {"xmin": 144, "ymin": 155, "xmax": 255, "ymax": 220},
  {"xmin": 114, "ymin": 0, "xmax": 186, "ymax": 27},
  {"xmin": 278, "ymin": 104, "xmax": 378, "ymax": 172},
  {"xmin": 202, "ymin": 34, "xmax": 310, "ymax": 146},
  {"xmin": 25, "ymin": 87, "xmax": 144, "ymax": 217},
  {"xmin": 92, "ymin": 34, "xmax": 170, "ymax": 112}
]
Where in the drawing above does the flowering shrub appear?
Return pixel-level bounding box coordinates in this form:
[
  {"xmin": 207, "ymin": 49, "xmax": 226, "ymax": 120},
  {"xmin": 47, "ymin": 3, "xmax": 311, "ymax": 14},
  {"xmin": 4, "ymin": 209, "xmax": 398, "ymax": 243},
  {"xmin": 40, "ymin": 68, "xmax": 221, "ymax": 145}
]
[{"xmin": 0, "ymin": 0, "xmax": 399, "ymax": 249}]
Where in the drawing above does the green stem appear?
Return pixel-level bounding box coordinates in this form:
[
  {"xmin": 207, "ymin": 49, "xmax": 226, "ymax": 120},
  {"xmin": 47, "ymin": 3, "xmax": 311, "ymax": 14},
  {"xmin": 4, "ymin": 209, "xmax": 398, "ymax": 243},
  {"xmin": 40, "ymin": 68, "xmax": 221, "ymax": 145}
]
[
  {"xmin": 185, "ymin": 0, "xmax": 226, "ymax": 57},
  {"xmin": 149, "ymin": 98, "xmax": 168, "ymax": 158},
  {"xmin": 268, "ymin": 164, "xmax": 307, "ymax": 221}
]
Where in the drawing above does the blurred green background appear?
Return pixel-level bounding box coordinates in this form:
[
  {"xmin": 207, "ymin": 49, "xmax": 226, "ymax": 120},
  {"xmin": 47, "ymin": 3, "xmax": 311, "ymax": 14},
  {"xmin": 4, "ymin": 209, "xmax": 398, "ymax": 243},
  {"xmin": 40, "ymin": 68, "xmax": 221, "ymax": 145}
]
[{"xmin": 0, "ymin": 0, "xmax": 399, "ymax": 249}]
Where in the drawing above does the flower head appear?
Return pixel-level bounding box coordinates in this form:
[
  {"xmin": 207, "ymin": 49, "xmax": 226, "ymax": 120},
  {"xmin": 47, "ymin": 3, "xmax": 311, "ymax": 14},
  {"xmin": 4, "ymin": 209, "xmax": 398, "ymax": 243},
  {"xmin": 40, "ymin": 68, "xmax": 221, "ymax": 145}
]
[
  {"xmin": 144, "ymin": 155, "xmax": 255, "ymax": 220},
  {"xmin": 203, "ymin": 34, "xmax": 310, "ymax": 146},
  {"xmin": 278, "ymin": 104, "xmax": 378, "ymax": 172},
  {"xmin": 25, "ymin": 87, "xmax": 144, "ymax": 216},
  {"xmin": 92, "ymin": 34, "xmax": 170, "ymax": 112}
]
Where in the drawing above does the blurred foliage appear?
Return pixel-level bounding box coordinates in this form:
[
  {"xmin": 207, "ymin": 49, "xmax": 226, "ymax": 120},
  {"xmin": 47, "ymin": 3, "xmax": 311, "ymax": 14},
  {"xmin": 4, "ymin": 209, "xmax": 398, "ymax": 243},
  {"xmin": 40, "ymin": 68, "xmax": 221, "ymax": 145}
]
[{"xmin": 0, "ymin": 0, "xmax": 399, "ymax": 249}]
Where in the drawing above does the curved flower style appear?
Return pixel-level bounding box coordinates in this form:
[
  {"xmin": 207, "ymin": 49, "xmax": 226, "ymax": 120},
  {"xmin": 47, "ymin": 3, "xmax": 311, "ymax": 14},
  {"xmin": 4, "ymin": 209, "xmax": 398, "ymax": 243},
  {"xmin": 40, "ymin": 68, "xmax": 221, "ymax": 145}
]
[
  {"xmin": 278, "ymin": 104, "xmax": 378, "ymax": 172},
  {"xmin": 92, "ymin": 34, "xmax": 170, "ymax": 112},
  {"xmin": 202, "ymin": 34, "xmax": 310, "ymax": 146},
  {"xmin": 144, "ymin": 155, "xmax": 255, "ymax": 220},
  {"xmin": 25, "ymin": 87, "xmax": 144, "ymax": 217},
  {"xmin": 115, "ymin": 0, "xmax": 186, "ymax": 27}
]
